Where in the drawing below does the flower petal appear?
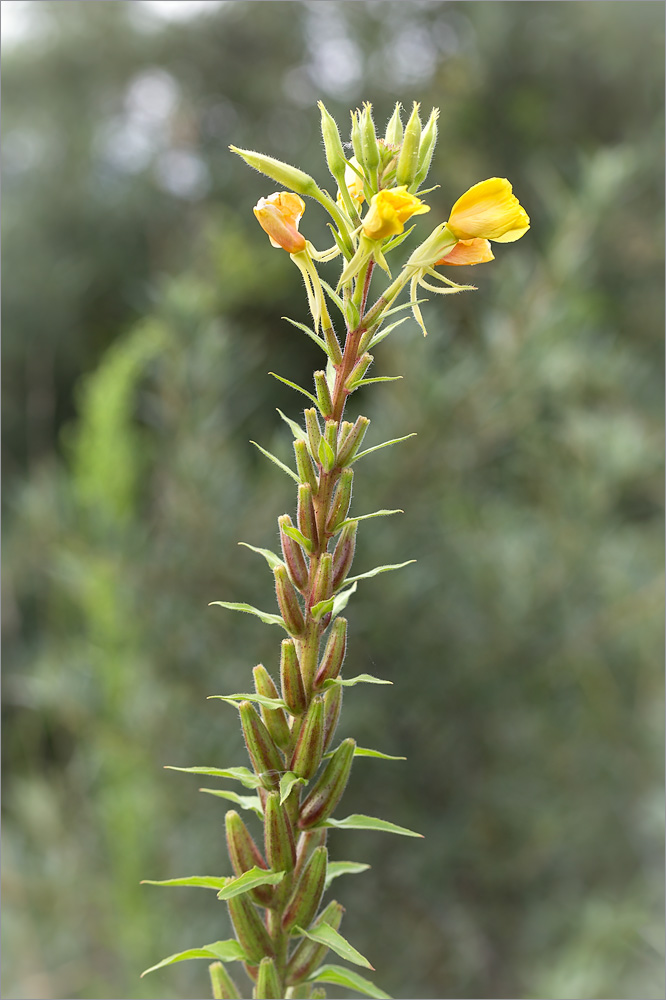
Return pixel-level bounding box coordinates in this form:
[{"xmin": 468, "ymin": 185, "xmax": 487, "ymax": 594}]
[
  {"xmin": 446, "ymin": 178, "xmax": 529, "ymax": 243},
  {"xmin": 436, "ymin": 238, "xmax": 494, "ymax": 266}
]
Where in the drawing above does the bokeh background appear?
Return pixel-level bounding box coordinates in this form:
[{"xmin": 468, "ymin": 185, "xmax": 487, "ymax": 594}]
[{"xmin": 2, "ymin": 2, "xmax": 664, "ymax": 999}]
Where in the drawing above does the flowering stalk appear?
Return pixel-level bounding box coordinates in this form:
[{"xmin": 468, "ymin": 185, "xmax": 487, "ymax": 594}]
[{"xmin": 141, "ymin": 102, "xmax": 528, "ymax": 1000}]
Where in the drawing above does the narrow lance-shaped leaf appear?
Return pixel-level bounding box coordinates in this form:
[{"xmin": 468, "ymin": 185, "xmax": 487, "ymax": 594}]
[
  {"xmin": 324, "ymin": 861, "xmax": 371, "ymax": 889},
  {"xmin": 250, "ymin": 440, "xmax": 300, "ymax": 482},
  {"xmin": 281, "ymin": 317, "xmax": 330, "ymax": 355},
  {"xmin": 321, "ymin": 814, "xmax": 423, "ymax": 838},
  {"xmin": 216, "ymin": 866, "xmax": 286, "ymax": 901},
  {"xmin": 294, "ymin": 922, "xmax": 374, "ymax": 970},
  {"xmin": 321, "ymin": 673, "xmax": 392, "ymax": 689},
  {"xmin": 141, "ymin": 940, "xmax": 247, "ymax": 978},
  {"xmin": 344, "ymin": 560, "xmax": 416, "ymax": 586},
  {"xmin": 200, "ymin": 788, "xmax": 263, "ymax": 816},
  {"xmin": 208, "ymin": 693, "xmax": 288, "ymax": 711},
  {"xmin": 351, "ymin": 433, "xmax": 417, "ymax": 464},
  {"xmin": 238, "ymin": 541, "xmax": 284, "ymax": 571},
  {"xmin": 323, "ymin": 746, "xmax": 405, "ymax": 761},
  {"xmin": 165, "ymin": 765, "xmax": 262, "ymax": 789},
  {"xmin": 276, "ymin": 407, "xmax": 308, "ymax": 442},
  {"xmin": 208, "ymin": 600, "xmax": 286, "ymax": 629},
  {"xmin": 307, "ymin": 965, "xmax": 392, "ymax": 1000},
  {"xmin": 269, "ymin": 371, "xmax": 319, "ymax": 406}
]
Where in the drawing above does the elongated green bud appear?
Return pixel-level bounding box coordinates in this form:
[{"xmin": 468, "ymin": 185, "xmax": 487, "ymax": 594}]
[
  {"xmin": 282, "ymin": 846, "xmax": 328, "ymax": 931},
  {"xmin": 332, "ymin": 520, "xmax": 357, "ymax": 590},
  {"xmin": 227, "ymin": 891, "xmax": 275, "ymax": 964},
  {"xmin": 289, "ymin": 696, "xmax": 324, "ymax": 780},
  {"xmin": 314, "ymin": 617, "xmax": 347, "ymax": 689},
  {"xmin": 280, "ymin": 638, "xmax": 307, "ymax": 715},
  {"xmin": 253, "ymin": 664, "xmax": 291, "ymax": 752},
  {"xmin": 293, "ymin": 438, "xmax": 318, "ymax": 493},
  {"xmin": 285, "ymin": 987, "xmax": 311, "ymax": 1000},
  {"xmin": 360, "ymin": 102, "xmax": 380, "ymax": 180},
  {"xmin": 229, "ymin": 145, "xmax": 319, "ymax": 198},
  {"xmin": 314, "ymin": 371, "xmax": 333, "ymax": 418},
  {"xmin": 318, "ymin": 101, "xmax": 347, "ymax": 183},
  {"xmin": 304, "ymin": 408, "xmax": 322, "ymax": 459},
  {"xmin": 311, "ymin": 553, "xmax": 333, "ymax": 608},
  {"xmin": 255, "ymin": 957, "xmax": 282, "ymax": 1000},
  {"xmin": 264, "ymin": 791, "xmax": 297, "ymax": 874},
  {"xmin": 292, "ymin": 828, "xmax": 327, "ymax": 886},
  {"xmin": 209, "ymin": 961, "xmax": 241, "ymax": 1000},
  {"xmin": 324, "ymin": 420, "xmax": 338, "ymax": 462},
  {"xmin": 286, "ymin": 900, "xmax": 344, "ymax": 985},
  {"xmin": 350, "ymin": 111, "xmax": 364, "ymax": 167},
  {"xmin": 336, "ymin": 415, "xmax": 370, "ymax": 466},
  {"xmin": 323, "ymin": 324, "xmax": 343, "ymax": 366},
  {"xmin": 299, "ymin": 738, "xmax": 355, "ymax": 829},
  {"xmin": 384, "ymin": 102, "xmax": 403, "ymax": 146},
  {"xmin": 340, "ymin": 419, "xmax": 353, "ymax": 441},
  {"xmin": 225, "ymin": 809, "xmax": 274, "ymax": 907},
  {"xmin": 396, "ymin": 102, "xmax": 422, "ymax": 188},
  {"xmin": 278, "ymin": 514, "xmax": 309, "ymax": 592},
  {"xmin": 322, "ymin": 684, "xmax": 342, "ymax": 752},
  {"xmin": 412, "ymin": 107, "xmax": 439, "ymax": 190},
  {"xmin": 297, "ymin": 483, "xmax": 318, "ymax": 549},
  {"xmin": 344, "ymin": 352, "xmax": 373, "ymax": 392},
  {"xmin": 274, "ymin": 565, "xmax": 305, "ymax": 636},
  {"xmin": 239, "ymin": 701, "xmax": 283, "ymax": 789},
  {"xmin": 326, "ymin": 469, "xmax": 353, "ymax": 533}
]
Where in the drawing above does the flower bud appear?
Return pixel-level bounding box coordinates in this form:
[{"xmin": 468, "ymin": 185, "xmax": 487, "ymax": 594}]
[
  {"xmin": 304, "ymin": 408, "xmax": 322, "ymax": 460},
  {"xmin": 299, "ymin": 738, "xmax": 355, "ymax": 829},
  {"xmin": 332, "ymin": 520, "xmax": 357, "ymax": 590},
  {"xmin": 239, "ymin": 701, "xmax": 283, "ymax": 789},
  {"xmin": 293, "ymin": 438, "xmax": 318, "ymax": 493},
  {"xmin": 225, "ymin": 809, "xmax": 274, "ymax": 908},
  {"xmin": 350, "ymin": 111, "xmax": 364, "ymax": 168},
  {"xmin": 314, "ymin": 371, "xmax": 333, "ymax": 419},
  {"xmin": 336, "ymin": 416, "xmax": 370, "ymax": 467},
  {"xmin": 322, "ymin": 684, "xmax": 342, "ymax": 753},
  {"xmin": 396, "ymin": 102, "xmax": 422, "ymax": 188},
  {"xmin": 282, "ymin": 846, "xmax": 328, "ymax": 932},
  {"xmin": 230, "ymin": 146, "xmax": 319, "ymax": 199},
  {"xmin": 278, "ymin": 514, "xmax": 309, "ymax": 592},
  {"xmin": 264, "ymin": 791, "xmax": 297, "ymax": 874},
  {"xmin": 311, "ymin": 553, "xmax": 333, "ymax": 608},
  {"xmin": 325, "ymin": 468, "xmax": 354, "ymax": 533},
  {"xmin": 289, "ymin": 696, "xmax": 324, "ymax": 780},
  {"xmin": 344, "ymin": 353, "xmax": 373, "ymax": 392},
  {"xmin": 360, "ymin": 102, "xmax": 380, "ymax": 179},
  {"xmin": 254, "ymin": 664, "xmax": 292, "ymax": 752},
  {"xmin": 318, "ymin": 101, "xmax": 347, "ymax": 183},
  {"xmin": 209, "ymin": 961, "xmax": 241, "ymax": 1000},
  {"xmin": 286, "ymin": 900, "xmax": 344, "ymax": 985},
  {"xmin": 314, "ymin": 617, "xmax": 347, "ymax": 689},
  {"xmin": 292, "ymin": 828, "xmax": 327, "ymax": 886},
  {"xmin": 280, "ymin": 638, "xmax": 307, "ymax": 716},
  {"xmin": 412, "ymin": 107, "xmax": 439, "ymax": 191},
  {"xmin": 274, "ymin": 565, "xmax": 305, "ymax": 636},
  {"xmin": 384, "ymin": 102, "xmax": 403, "ymax": 146},
  {"xmin": 297, "ymin": 483, "xmax": 318, "ymax": 550},
  {"xmin": 255, "ymin": 957, "xmax": 282, "ymax": 1000},
  {"xmin": 227, "ymin": 891, "xmax": 275, "ymax": 964}
]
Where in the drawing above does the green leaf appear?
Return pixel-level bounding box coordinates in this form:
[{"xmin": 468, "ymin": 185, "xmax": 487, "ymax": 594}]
[
  {"xmin": 321, "ymin": 814, "xmax": 423, "ymax": 838},
  {"xmin": 282, "ymin": 522, "xmax": 313, "ymax": 554},
  {"xmin": 198, "ymin": 788, "xmax": 263, "ymax": 816},
  {"xmin": 141, "ymin": 940, "xmax": 247, "ymax": 977},
  {"xmin": 351, "ymin": 433, "xmax": 417, "ymax": 464},
  {"xmin": 319, "ymin": 278, "xmax": 346, "ymax": 318},
  {"xmin": 215, "ymin": 866, "xmax": 286, "ymax": 901},
  {"xmin": 381, "ymin": 225, "xmax": 416, "ymax": 253},
  {"xmin": 378, "ymin": 297, "xmax": 428, "ymax": 321},
  {"xmin": 250, "ymin": 440, "xmax": 300, "ymax": 482},
  {"xmin": 323, "ymin": 746, "xmax": 405, "ymax": 761},
  {"xmin": 355, "ymin": 376, "xmax": 403, "ymax": 386},
  {"xmin": 207, "ymin": 693, "xmax": 288, "ymax": 711},
  {"xmin": 164, "ymin": 765, "xmax": 262, "ymax": 789},
  {"xmin": 367, "ymin": 317, "xmax": 408, "ymax": 350},
  {"xmin": 344, "ymin": 560, "xmax": 416, "ymax": 585},
  {"xmin": 311, "ymin": 582, "xmax": 357, "ymax": 623},
  {"xmin": 308, "ymin": 965, "xmax": 391, "ymax": 1000},
  {"xmin": 318, "ymin": 435, "xmax": 336, "ymax": 471},
  {"xmin": 208, "ymin": 601, "xmax": 286, "ymax": 629},
  {"xmin": 141, "ymin": 875, "xmax": 230, "ymax": 891},
  {"xmin": 238, "ymin": 542, "xmax": 284, "ymax": 571},
  {"xmin": 279, "ymin": 771, "xmax": 307, "ymax": 804},
  {"xmin": 324, "ymin": 861, "xmax": 371, "ymax": 889},
  {"xmin": 338, "ymin": 509, "xmax": 403, "ymax": 530},
  {"xmin": 281, "ymin": 317, "xmax": 330, "ymax": 355},
  {"xmin": 276, "ymin": 407, "xmax": 308, "ymax": 443},
  {"xmin": 321, "ymin": 674, "xmax": 392, "ymax": 690},
  {"xmin": 295, "ymin": 924, "xmax": 373, "ymax": 970},
  {"xmin": 269, "ymin": 372, "xmax": 318, "ymax": 406}
]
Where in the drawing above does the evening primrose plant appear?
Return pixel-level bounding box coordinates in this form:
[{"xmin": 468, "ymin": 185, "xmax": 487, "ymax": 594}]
[{"xmin": 141, "ymin": 102, "xmax": 528, "ymax": 1000}]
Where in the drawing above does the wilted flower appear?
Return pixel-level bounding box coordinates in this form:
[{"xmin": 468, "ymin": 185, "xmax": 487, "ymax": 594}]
[
  {"xmin": 362, "ymin": 186, "xmax": 430, "ymax": 241},
  {"xmin": 437, "ymin": 238, "xmax": 494, "ymax": 266},
  {"xmin": 254, "ymin": 191, "xmax": 307, "ymax": 253},
  {"xmin": 446, "ymin": 177, "xmax": 529, "ymax": 243}
]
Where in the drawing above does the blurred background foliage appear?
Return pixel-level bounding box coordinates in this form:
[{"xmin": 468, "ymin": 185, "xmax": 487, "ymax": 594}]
[{"xmin": 1, "ymin": 2, "xmax": 663, "ymax": 999}]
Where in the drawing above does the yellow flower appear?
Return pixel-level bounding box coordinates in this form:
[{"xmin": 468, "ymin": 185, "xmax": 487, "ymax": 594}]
[
  {"xmin": 362, "ymin": 186, "xmax": 430, "ymax": 241},
  {"xmin": 253, "ymin": 191, "xmax": 307, "ymax": 254},
  {"xmin": 446, "ymin": 177, "xmax": 529, "ymax": 243},
  {"xmin": 436, "ymin": 238, "xmax": 494, "ymax": 266}
]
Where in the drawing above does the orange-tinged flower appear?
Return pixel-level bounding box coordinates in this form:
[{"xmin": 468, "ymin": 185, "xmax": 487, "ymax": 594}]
[
  {"xmin": 362, "ymin": 186, "xmax": 430, "ymax": 241},
  {"xmin": 253, "ymin": 191, "xmax": 307, "ymax": 253},
  {"xmin": 446, "ymin": 177, "xmax": 529, "ymax": 243},
  {"xmin": 436, "ymin": 238, "xmax": 494, "ymax": 266}
]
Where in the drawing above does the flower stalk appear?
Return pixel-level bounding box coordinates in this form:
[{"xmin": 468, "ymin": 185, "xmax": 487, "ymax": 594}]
[{"xmin": 142, "ymin": 101, "xmax": 529, "ymax": 1000}]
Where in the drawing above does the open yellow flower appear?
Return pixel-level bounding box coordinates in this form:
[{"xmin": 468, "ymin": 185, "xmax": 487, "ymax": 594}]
[
  {"xmin": 362, "ymin": 186, "xmax": 430, "ymax": 241},
  {"xmin": 436, "ymin": 238, "xmax": 494, "ymax": 266},
  {"xmin": 446, "ymin": 177, "xmax": 529, "ymax": 243},
  {"xmin": 253, "ymin": 191, "xmax": 307, "ymax": 253}
]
